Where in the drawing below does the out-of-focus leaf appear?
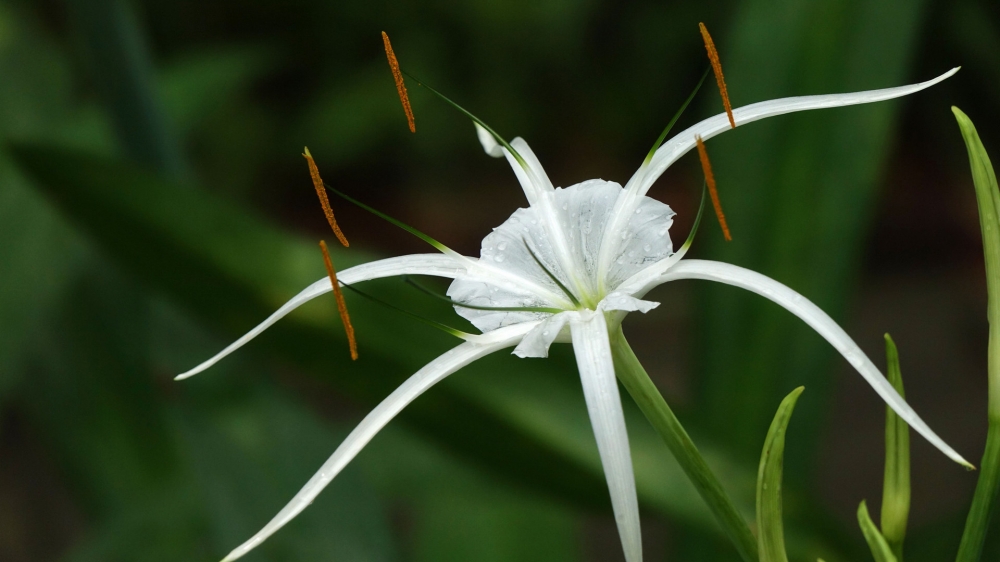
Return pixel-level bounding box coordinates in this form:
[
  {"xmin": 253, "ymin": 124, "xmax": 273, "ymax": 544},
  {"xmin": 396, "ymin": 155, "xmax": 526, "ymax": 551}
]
[
  {"xmin": 857, "ymin": 501, "xmax": 898, "ymax": 562},
  {"xmin": 64, "ymin": 0, "xmax": 185, "ymax": 177},
  {"xmin": 880, "ymin": 334, "xmax": 909, "ymax": 560},
  {"xmin": 756, "ymin": 386, "xmax": 803, "ymax": 562},
  {"xmin": 174, "ymin": 389, "xmax": 398, "ymax": 562},
  {"xmin": 953, "ymin": 107, "xmax": 1000, "ymax": 562},
  {"xmin": 697, "ymin": 0, "xmax": 932, "ymax": 474}
]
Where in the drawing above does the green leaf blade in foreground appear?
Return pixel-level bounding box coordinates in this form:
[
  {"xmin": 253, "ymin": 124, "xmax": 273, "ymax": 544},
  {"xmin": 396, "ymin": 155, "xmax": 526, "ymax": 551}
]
[
  {"xmin": 757, "ymin": 386, "xmax": 804, "ymax": 562},
  {"xmin": 858, "ymin": 500, "xmax": 899, "ymax": 562},
  {"xmin": 953, "ymin": 107, "xmax": 1000, "ymax": 562},
  {"xmin": 881, "ymin": 334, "xmax": 910, "ymax": 561}
]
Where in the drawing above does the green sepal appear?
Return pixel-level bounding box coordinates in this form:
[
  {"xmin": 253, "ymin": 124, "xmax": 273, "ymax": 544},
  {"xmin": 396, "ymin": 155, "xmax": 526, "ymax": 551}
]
[
  {"xmin": 756, "ymin": 386, "xmax": 804, "ymax": 562},
  {"xmin": 857, "ymin": 500, "xmax": 898, "ymax": 562},
  {"xmin": 880, "ymin": 334, "xmax": 909, "ymax": 561}
]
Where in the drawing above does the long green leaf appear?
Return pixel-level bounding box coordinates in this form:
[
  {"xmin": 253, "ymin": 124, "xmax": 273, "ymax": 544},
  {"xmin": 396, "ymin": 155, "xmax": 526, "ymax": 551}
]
[
  {"xmin": 954, "ymin": 107, "xmax": 1000, "ymax": 562},
  {"xmin": 757, "ymin": 386, "xmax": 804, "ymax": 562},
  {"xmin": 858, "ymin": 500, "xmax": 899, "ymax": 562},
  {"xmin": 881, "ymin": 334, "xmax": 910, "ymax": 561}
]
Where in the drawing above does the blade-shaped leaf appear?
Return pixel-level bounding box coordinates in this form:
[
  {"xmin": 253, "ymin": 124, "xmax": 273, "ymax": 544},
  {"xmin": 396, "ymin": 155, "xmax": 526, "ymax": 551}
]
[
  {"xmin": 858, "ymin": 500, "xmax": 898, "ymax": 562},
  {"xmin": 954, "ymin": 107, "xmax": 1000, "ymax": 562},
  {"xmin": 757, "ymin": 386, "xmax": 804, "ymax": 562},
  {"xmin": 881, "ymin": 334, "xmax": 910, "ymax": 560}
]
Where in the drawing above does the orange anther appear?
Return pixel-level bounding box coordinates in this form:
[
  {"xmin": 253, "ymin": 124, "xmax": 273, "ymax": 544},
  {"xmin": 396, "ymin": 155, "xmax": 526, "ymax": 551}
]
[
  {"xmin": 699, "ymin": 23, "xmax": 736, "ymax": 129},
  {"xmin": 320, "ymin": 240, "xmax": 358, "ymax": 360},
  {"xmin": 304, "ymin": 147, "xmax": 349, "ymax": 247},
  {"xmin": 382, "ymin": 31, "xmax": 416, "ymax": 133},
  {"xmin": 695, "ymin": 135, "xmax": 732, "ymax": 241}
]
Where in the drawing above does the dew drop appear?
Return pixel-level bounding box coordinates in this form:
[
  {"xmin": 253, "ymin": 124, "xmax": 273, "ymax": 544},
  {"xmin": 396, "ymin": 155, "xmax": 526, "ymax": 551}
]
[
  {"xmin": 542, "ymin": 330, "xmax": 550, "ymax": 336},
  {"xmin": 643, "ymin": 244, "xmax": 652, "ymax": 252},
  {"xmin": 635, "ymin": 208, "xmax": 642, "ymax": 214},
  {"xmin": 498, "ymin": 242, "xmax": 507, "ymax": 250},
  {"xmin": 495, "ymin": 254, "xmax": 506, "ymax": 262}
]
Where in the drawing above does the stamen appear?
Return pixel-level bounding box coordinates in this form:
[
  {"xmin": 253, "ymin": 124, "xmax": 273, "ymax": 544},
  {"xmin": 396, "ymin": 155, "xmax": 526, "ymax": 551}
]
[
  {"xmin": 695, "ymin": 136, "xmax": 732, "ymax": 241},
  {"xmin": 319, "ymin": 240, "xmax": 359, "ymax": 360},
  {"xmin": 304, "ymin": 147, "xmax": 349, "ymax": 247},
  {"xmin": 382, "ymin": 31, "xmax": 416, "ymax": 133},
  {"xmin": 699, "ymin": 22, "xmax": 736, "ymax": 129}
]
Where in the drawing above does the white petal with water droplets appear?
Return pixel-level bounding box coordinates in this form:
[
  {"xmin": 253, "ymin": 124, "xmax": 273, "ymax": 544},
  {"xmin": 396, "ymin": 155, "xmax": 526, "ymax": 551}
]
[
  {"xmin": 176, "ymin": 254, "xmax": 465, "ymax": 380},
  {"xmin": 570, "ymin": 310, "xmax": 643, "ymax": 562},
  {"xmin": 658, "ymin": 259, "xmax": 971, "ymax": 468},
  {"xmin": 599, "ymin": 292, "xmax": 659, "ymax": 313},
  {"xmin": 220, "ymin": 322, "xmax": 536, "ymax": 562},
  {"xmin": 513, "ymin": 312, "xmax": 570, "ymax": 358}
]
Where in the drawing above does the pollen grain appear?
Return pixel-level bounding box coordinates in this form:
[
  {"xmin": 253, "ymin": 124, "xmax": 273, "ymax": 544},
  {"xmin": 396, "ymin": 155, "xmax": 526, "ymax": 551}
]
[
  {"xmin": 699, "ymin": 22, "xmax": 736, "ymax": 129},
  {"xmin": 695, "ymin": 135, "xmax": 732, "ymax": 241},
  {"xmin": 382, "ymin": 31, "xmax": 416, "ymax": 133},
  {"xmin": 320, "ymin": 240, "xmax": 359, "ymax": 360},
  {"xmin": 304, "ymin": 147, "xmax": 349, "ymax": 247}
]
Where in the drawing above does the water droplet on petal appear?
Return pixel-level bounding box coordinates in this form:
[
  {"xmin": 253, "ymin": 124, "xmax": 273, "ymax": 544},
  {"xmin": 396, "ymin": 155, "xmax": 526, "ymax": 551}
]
[
  {"xmin": 635, "ymin": 208, "xmax": 642, "ymax": 214},
  {"xmin": 643, "ymin": 244, "xmax": 652, "ymax": 252},
  {"xmin": 498, "ymin": 242, "xmax": 507, "ymax": 250},
  {"xmin": 495, "ymin": 254, "xmax": 505, "ymax": 262}
]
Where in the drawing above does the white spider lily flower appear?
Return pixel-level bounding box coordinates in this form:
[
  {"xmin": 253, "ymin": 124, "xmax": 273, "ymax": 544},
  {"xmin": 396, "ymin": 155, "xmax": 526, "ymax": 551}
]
[{"xmin": 180, "ymin": 68, "xmax": 969, "ymax": 562}]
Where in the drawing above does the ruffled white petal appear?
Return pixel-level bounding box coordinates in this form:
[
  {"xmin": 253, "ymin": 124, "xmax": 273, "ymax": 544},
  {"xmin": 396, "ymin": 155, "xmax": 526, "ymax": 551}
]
[
  {"xmin": 220, "ymin": 322, "xmax": 536, "ymax": 562},
  {"xmin": 569, "ymin": 310, "xmax": 643, "ymax": 562},
  {"xmin": 658, "ymin": 259, "xmax": 971, "ymax": 468},
  {"xmin": 176, "ymin": 254, "xmax": 466, "ymax": 380},
  {"xmin": 513, "ymin": 312, "xmax": 570, "ymax": 358},
  {"xmin": 599, "ymin": 292, "xmax": 659, "ymax": 314},
  {"xmin": 447, "ymin": 182, "xmax": 674, "ymax": 332},
  {"xmin": 475, "ymin": 123, "xmax": 504, "ymax": 158}
]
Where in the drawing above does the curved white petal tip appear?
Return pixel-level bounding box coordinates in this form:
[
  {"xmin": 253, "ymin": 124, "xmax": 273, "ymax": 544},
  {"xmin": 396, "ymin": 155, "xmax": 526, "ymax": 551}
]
[{"xmin": 475, "ymin": 123, "xmax": 504, "ymax": 157}]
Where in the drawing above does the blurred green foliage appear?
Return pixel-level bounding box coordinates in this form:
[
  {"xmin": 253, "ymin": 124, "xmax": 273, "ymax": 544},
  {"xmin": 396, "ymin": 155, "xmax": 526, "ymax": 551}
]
[{"xmin": 2, "ymin": 0, "xmax": 1000, "ymax": 561}]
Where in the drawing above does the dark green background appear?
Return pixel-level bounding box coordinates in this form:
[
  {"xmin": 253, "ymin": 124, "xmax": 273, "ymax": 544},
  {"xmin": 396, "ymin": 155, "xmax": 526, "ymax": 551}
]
[{"xmin": 2, "ymin": 0, "xmax": 999, "ymax": 560}]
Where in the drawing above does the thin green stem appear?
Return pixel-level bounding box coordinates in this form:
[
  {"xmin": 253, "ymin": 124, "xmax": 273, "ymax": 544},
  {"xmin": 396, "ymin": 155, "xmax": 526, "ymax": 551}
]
[
  {"xmin": 610, "ymin": 327, "xmax": 758, "ymax": 562},
  {"xmin": 644, "ymin": 67, "xmax": 711, "ymax": 165},
  {"xmin": 339, "ymin": 282, "xmax": 469, "ymax": 339},
  {"xmin": 954, "ymin": 107, "xmax": 1000, "ymax": 562}
]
